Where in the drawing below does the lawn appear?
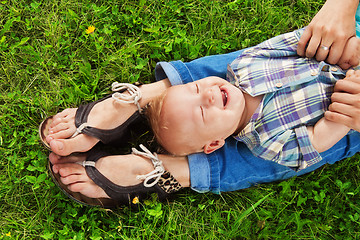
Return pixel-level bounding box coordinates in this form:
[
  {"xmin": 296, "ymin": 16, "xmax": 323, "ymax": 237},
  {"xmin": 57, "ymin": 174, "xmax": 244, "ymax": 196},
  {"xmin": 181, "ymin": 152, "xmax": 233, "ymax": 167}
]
[{"xmin": 1, "ymin": 0, "xmax": 360, "ymax": 239}]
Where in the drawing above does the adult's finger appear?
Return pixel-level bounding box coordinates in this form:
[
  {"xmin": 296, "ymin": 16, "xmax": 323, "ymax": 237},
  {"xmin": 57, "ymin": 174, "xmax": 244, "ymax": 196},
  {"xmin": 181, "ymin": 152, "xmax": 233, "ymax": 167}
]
[
  {"xmin": 297, "ymin": 28, "xmax": 312, "ymax": 57},
  {"xmin": 337, "ymin": 37, "xmax": 360, "ymax": 69},
  {"xmin": 349, "ymin": 57, "xmax": 360, "ymax": 67},
  {"xmin": 326, "ymin": 37, "xmax": 347, "ymax": 64},
  {"xmin": 340, "ymin": 58, "xmax": 360, "ymax": 70},
  {"xmin": 331, "ymin": 92, "xmax": 360, "ymax": 106},
  {"xmin": 315, "ymin": 41, "xmax": 332, "ymax": 62},
  {"xmin": 328, "ymin": 101, "xmax": 359, "ymax": 117},
  {"xmin": 305, "ymin": 31, "xmax": 321, "ymax": 58},
  {"xmin": 346, "ymin": 69, "xmax": 355, "ymax": 77},
  {"xmin": 324, "ymin": 111, "xmax": 356, "ymax": 130},
  {"xmin": 333, "ymin": 79, "xmax": 360, "ymax": 94},
  {"xmin": 338, "ymin": 62, "xmax": 352, "ymax": 70}
]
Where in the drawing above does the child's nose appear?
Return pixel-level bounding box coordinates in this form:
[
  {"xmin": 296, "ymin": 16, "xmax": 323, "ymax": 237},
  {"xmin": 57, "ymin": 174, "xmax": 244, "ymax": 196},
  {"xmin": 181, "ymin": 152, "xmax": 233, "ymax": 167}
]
[{"xmin": 202, "ymin": 89, "xmax": 215, "ymax": 106}]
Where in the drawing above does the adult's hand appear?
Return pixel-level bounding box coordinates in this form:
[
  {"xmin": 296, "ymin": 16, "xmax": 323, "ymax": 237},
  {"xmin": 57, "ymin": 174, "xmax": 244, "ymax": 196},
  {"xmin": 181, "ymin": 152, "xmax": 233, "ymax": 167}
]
[
  {"xmin": 337, "ymin": 37, "xmax": 360, "ymax": 70},
  {"xmin": 325, "ymin": 70, "xmax": 360, "ymax": 131},
  {"xmin": 297, "ymin": 0, "xmax": 358, "ymax": 67}
]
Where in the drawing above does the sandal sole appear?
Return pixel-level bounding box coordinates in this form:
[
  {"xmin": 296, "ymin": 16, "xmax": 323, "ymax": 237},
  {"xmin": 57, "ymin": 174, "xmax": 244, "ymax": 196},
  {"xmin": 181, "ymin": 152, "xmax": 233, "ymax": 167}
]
[
  {"xmin": 47, "ymin": 160, "xmax": 118, "ymax": 208},
  {"xmin": 39, "ymin": 116, "xmax": 53, "ymax": 150}
]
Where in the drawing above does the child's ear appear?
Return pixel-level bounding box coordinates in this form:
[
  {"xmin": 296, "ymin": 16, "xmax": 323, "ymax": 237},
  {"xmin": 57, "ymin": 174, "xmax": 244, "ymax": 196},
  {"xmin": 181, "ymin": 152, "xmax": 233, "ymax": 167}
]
[{"xmin": 203, "ymin": 139, "xmax": 225, "ymax": 154}]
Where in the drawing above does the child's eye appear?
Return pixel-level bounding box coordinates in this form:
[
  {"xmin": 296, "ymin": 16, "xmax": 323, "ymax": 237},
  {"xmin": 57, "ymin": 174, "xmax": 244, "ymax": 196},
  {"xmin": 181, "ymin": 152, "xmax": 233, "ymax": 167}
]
[
  {"xmin": 196, "ymin": 84, "xmax": 199, "ymax": 93},
  {"xmin": 200, "ymin": 106, "xmax": 204, "ymax": 121}
]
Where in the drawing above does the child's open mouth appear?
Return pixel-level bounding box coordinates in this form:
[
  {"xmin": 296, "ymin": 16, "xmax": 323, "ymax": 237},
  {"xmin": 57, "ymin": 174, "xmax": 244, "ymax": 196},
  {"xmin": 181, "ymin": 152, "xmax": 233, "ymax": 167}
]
[{"xmin": 221, "ymin": 89, "xmax": 228, "ymax": 107}]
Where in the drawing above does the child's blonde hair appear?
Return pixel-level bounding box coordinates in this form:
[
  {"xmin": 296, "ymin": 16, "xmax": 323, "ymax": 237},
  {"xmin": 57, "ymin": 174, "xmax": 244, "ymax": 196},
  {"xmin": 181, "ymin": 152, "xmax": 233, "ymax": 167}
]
[{"xmin": 145, "ymin": 91, "xmax": 168, "ymax": 149}]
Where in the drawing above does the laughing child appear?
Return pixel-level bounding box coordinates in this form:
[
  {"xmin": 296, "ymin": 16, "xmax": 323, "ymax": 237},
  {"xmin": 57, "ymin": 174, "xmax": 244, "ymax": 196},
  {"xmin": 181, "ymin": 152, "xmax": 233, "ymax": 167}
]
[{"xmin": 147, "ymin": 29, "xmax": 360, "ymax": 171}]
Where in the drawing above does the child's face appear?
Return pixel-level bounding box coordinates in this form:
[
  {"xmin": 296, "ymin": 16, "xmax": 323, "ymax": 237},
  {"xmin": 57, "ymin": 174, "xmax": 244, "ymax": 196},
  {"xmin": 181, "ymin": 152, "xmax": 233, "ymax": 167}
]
[{"xmin": 159, "ymin": 76, "xmax": 246, "ymax": 155}]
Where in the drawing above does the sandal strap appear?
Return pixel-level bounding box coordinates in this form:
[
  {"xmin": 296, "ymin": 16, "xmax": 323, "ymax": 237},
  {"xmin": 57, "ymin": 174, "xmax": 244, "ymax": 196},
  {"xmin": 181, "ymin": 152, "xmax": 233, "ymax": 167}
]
[
  {"xmin": 71, "ymin": 122, "xmax": 90, "ymax": 138},
  {"xmin": 131, "ymin": 144, "xmax": 182, "ymax": 193},
  {"xmin": 111, "ymin": 82, "xmax": 142, "ymax": 112},
  {"xmin": 72, "ymin": 82, "xmax": 145, "ymax": 144},
  {"xmin": 83, "ymin": 146, "xmax": 182, "ymax": 204},
  {"xmin": 75, "ymin": 104, "xmax": 143, "ymax": 144},
  {"xmin": 132, "ymin": 144, "xmax": 165, "ymax": 187},
  {"xmin": 83, "ymin": 149, "xmax": 149, "ymax": 202}
]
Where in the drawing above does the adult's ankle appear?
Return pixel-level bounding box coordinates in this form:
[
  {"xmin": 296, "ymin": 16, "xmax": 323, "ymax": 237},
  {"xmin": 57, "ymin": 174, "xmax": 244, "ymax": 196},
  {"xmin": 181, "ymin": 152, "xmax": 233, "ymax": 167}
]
[{"xmin": 139, "ymin": 79, "xmax": 171, "ymax": 108}]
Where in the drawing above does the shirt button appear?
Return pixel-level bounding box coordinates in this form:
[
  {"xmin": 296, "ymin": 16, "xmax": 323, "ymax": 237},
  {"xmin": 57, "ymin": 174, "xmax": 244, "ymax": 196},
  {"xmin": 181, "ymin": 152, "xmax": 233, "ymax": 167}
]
[
  {"xmin": 276, "ymin": 82, "xmax": 283, "ymax": 88},
  {"xmin": 331, "ymin": 67, "xmax": 338, "ymax": 72},
  {"xmin": 311, "ymin": 70, "xmax": 318, "ymax": 76}
]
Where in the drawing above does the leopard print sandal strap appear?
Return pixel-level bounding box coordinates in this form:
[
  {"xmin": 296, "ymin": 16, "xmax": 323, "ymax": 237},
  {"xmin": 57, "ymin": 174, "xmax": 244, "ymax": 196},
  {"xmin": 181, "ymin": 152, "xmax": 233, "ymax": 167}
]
[
  {"xmin": 132, "ymin": 144, "xmax": 182, "ymax": 194},
  {"xmin": 156, "ymin": 171, "xmax": 182, "ymax": 194}
]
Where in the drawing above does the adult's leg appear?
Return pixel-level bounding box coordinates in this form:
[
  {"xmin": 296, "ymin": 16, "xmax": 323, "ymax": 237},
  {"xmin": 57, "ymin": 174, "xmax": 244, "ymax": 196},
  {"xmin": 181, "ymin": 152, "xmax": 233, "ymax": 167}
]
[
  {"xmin": 189, "ymin": 131, "xmax": 360, "ymax": 193},
  {"xmin": 154, "ymin": 51, "xmax": 360, "ymax": 193},
  {"xmin": 45, "ymin": 80, "xmax": 170, "ymax": 156},
  {"xmin": 49, "ymin": 50, "xmax": 248, "ymax": 200},
  {"xmin": 49, "ymin": 47, "xmax": 360, "ymax": 198},
  {"xmin": 49, "ymin": 149, "xmax": 190, "ymax": 200},
  {"xmin": 155, "ymin": 50, "xmax": 244, "ymax": 85}
]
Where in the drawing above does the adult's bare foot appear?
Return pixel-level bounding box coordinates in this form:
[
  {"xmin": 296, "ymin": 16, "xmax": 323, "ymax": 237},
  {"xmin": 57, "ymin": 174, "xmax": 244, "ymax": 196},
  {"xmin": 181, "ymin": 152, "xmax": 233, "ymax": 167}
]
[
  {"xmin": 49, "ymin": 152, "xmax": 154, "ymax": 199},
  {"xmin": 48, "ymin": 148, "xmax": 190, "ymax": 201},
  {"xmin": 45, "ymin": 95, "xmax": 139, "ymax": 156},
  {"xmin": 43, "ymin": 80, "xmax": 171, "ymax": 156}
]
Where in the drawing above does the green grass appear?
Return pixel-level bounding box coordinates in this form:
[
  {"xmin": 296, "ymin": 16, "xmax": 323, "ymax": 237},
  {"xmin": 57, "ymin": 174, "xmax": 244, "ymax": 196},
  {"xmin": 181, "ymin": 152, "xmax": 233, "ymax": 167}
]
[{"xmin": 1, "ymin": 0, "xmax": 360, "ymax": 239}]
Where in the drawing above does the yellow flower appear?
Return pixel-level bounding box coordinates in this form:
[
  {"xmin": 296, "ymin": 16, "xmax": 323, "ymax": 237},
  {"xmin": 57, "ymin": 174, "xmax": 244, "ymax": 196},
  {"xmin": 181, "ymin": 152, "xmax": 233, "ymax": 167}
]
[
  {"xmin": 5, "ymin": 232, "xmax": 11, "ymax": 237},
  {"xmin": 132, "ymin": 196, "xmax": 139, "ymax": 204},
  {"xmin": 86, "ymin": 25, "xmax": 95, "ymax": 34}
]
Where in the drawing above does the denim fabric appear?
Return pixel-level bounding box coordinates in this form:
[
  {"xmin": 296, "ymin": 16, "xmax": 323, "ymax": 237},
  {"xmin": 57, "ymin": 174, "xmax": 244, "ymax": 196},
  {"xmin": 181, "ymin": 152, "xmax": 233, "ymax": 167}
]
[
  {"xmin": 154, "ymin": 6, "xmax": 360, "ymax": 193},
  {"xmin": 155, "ymin": 56, "xmax": 360, "ymax": 193},
  {"xmin": 155, "ymin": 50, "xmax": 243, "ymax": 85}
]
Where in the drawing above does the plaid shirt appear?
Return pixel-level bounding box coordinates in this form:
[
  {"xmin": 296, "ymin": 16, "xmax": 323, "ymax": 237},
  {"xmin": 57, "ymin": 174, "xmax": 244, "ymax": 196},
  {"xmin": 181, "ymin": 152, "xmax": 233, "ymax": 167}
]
[{"xmin": 227, "ymin": 28, "xmax": 350, "ymax": 171}]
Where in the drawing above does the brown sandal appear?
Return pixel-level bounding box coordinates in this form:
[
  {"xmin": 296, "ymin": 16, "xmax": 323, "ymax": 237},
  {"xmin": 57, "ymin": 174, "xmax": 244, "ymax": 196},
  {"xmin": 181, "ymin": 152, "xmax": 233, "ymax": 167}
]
[
  {"xmin": 39, "ymin": 82, "xmax": 146, "ymax": 150},
  {"xmin": 48, "ymin": 145, "xmax": 182, "ymax": 208}
]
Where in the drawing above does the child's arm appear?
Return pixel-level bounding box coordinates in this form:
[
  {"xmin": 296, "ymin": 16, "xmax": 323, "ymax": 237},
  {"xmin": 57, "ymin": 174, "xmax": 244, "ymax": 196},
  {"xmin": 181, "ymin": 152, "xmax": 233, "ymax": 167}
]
[{"xmin": 307, "ymin": 118, "xmax": 350, "ymax": 153}]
